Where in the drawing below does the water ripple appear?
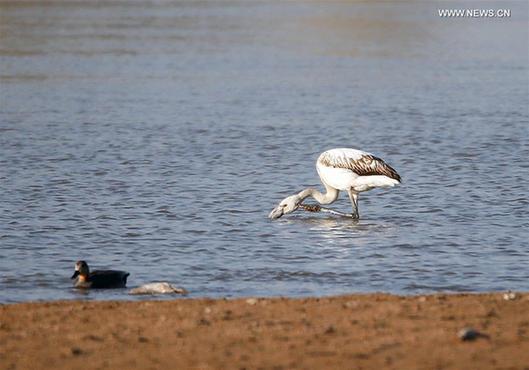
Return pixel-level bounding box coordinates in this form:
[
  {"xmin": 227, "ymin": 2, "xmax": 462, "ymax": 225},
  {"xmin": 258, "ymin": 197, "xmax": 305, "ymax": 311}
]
[{"xmin": 0, "ymin": 0, "xmax": 528, "ymax": 302}]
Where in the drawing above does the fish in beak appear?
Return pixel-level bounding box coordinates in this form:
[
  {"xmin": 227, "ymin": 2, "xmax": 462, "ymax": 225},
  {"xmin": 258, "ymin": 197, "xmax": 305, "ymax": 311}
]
[{"xmin": 71, "ymin": 270, "xmax": 80, "ymax": 279}]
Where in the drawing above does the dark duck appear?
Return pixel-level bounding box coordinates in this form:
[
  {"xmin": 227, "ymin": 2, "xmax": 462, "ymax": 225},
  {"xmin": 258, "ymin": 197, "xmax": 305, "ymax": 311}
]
[{"xmin": 71, "ymin": 260, "xmax": 129, "ymax": 289}]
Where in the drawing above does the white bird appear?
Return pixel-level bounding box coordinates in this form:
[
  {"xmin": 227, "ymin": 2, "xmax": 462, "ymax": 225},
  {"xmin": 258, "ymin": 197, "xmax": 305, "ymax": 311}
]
[
  {"xmin": 129, "ymin": 282, "xmax": 188, "ymax": 295},
  {"xmin": 268, "ymin": 148, "xmax": 401, "ymax": 220}
]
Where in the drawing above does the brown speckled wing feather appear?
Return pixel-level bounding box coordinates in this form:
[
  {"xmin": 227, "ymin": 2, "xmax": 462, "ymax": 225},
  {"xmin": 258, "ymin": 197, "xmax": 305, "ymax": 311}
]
[{"xmin": 320, "ymin": 153, "xmax": 401, "ymax": 183}]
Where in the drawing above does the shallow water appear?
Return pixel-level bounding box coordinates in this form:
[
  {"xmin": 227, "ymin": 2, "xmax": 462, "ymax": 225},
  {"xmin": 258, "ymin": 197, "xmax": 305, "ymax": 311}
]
[{"xmin": 0, "ymin": 1, "xmax": 528, "ymax": 303}]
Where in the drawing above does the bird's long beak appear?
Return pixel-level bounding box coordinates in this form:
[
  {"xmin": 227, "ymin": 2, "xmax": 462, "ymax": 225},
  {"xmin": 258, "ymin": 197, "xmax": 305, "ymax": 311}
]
[
  {"xmin": 268, "ymin": 206, "xmax": 284, "ymax": 220},
  {"xmin": 71, "ymin": 271, "xmax": 80, "ymax": 279}
]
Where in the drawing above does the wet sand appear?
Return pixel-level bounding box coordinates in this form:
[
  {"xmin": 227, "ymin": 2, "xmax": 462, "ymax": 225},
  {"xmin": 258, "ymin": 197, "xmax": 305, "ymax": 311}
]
[{"xmin": 1, "ymin": 293, "xmax": 529, "ymax": 370}]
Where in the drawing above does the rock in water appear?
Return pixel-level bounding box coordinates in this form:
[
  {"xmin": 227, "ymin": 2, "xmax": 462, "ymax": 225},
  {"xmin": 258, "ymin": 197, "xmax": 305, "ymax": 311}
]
[{"xmin": 129, "ymin": 282, "xmax": 188, "ymax": 295}]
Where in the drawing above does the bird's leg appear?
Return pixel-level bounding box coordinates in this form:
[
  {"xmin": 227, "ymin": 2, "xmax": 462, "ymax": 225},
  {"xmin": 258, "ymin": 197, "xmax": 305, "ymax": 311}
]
[
  {"xmin": 299, "ymin": 204, "xmax": 357, "ymax": 218},
  {"xmin": 298, "ymin": 189, "xmax": 359, "ymax": 220},
  {"xmin": 347, "ymin": 189, "xmax": 359, "ymax": 219}
]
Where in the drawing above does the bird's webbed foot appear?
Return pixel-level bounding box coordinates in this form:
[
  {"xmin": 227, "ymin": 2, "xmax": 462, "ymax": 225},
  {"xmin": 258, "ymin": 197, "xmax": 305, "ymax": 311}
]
[{"xmin": 299, "ymin": 204, "xmax": 321, "ymax": 213}]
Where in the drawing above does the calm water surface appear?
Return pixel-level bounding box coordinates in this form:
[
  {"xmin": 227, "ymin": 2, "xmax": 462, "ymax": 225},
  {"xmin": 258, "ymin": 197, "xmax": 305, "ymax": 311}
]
[{"xmin": 0, "ymin": 1, "xmax": 528, "ymax": 302}]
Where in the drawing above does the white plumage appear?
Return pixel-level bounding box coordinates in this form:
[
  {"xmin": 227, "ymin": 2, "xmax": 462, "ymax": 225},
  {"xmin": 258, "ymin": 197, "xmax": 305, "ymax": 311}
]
[
  {"xmin": 269, "ymin": 148, "xmax": 401, "ymax": 220},
  {"xmin": 129, "ymin": 282, "xmax": 188, "ymax": 295}
]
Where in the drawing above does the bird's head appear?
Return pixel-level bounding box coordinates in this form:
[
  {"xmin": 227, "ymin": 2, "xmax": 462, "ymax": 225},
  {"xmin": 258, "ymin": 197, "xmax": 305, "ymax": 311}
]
[
  {"xmin": 71, "ymin": 260, "xmax": 89, "ymax": 279},
  {"xmin": 268, "ymin": 194, "xmax": 302, "ymax": 219}
]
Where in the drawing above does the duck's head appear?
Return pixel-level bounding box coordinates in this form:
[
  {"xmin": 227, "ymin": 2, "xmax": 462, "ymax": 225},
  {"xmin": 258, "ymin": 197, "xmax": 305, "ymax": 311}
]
[
  {"xmin": 71, "ymin": 260, "xmax": 90, "ymax": 279},
  {"xmin": 268, "ymin": 194, "xmax": 302, "ymax": 219}
]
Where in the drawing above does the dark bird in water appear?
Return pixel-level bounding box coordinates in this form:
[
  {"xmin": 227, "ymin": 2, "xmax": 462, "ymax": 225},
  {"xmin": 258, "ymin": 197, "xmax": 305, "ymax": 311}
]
[
  {"xmin": 269, "ymin": 148, "xmax": 401, "ymax": 220},
  {"xmin": 71, "ymin": 260, "xmax": 129, "ymax": 289}
]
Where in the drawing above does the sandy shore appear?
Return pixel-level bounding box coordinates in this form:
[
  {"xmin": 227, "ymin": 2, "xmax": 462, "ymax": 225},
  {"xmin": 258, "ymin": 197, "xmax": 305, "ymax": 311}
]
[{"xmin": 1, "ymin": 293, "xmax": 529, "ymax": 370}]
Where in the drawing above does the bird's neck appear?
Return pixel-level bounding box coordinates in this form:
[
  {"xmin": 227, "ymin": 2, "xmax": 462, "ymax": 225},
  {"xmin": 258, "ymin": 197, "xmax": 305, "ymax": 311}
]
[
  {"xmin": 298, "ymin": 187, "xmax": 338, "ymax": 205},
  {"xmin": 78, "ymin": 274, "xmax": 88, "ymax": 283}
]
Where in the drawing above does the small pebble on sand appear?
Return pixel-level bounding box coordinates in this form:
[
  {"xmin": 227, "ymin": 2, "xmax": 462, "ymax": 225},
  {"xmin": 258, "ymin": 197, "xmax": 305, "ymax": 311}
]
[
  {"xmin": 71, "ymin": 347, "xmax": 83, "ymax": 356},
  {"xmin": 246, "ymin": 298, "xmax": 258, "ymax": 305},
  {"xmin": 458, "ymin": 327, "xmax": 486, "ymax": 341}
]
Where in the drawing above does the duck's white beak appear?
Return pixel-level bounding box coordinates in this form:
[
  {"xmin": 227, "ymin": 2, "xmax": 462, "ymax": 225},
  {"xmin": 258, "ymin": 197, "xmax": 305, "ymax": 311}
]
[{"xmin": 268, "ymin": 205, "xmax": 284, "ymax": 220}]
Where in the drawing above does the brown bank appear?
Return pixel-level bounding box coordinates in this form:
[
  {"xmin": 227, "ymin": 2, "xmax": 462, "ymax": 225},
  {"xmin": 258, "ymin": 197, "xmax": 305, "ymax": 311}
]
[{"xmin": 1, "ymin": 293, "xmax": 529, "ymax": 370}]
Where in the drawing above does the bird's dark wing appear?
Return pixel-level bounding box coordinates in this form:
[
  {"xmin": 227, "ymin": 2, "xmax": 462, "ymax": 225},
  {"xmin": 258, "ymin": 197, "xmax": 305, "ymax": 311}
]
[
  {"xmin": 89, "ymin": 270, "xmax": 129, "ymax": 288},
  {"xmin": 320, "ymin": 152, "xmax": 401, "ymax": 183},
  {"xmin": 351, "ymin": 155, "xmax": 401, "ymax": 182}
]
